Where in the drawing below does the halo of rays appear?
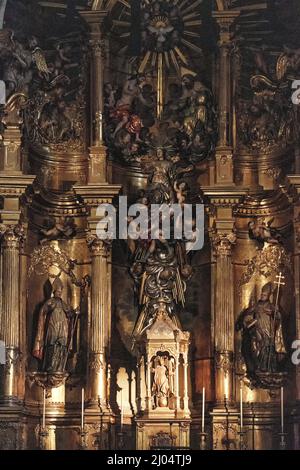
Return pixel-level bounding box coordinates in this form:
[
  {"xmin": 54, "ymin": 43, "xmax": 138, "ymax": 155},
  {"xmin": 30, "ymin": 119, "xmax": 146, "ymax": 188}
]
[{"xmin": 110, "ymin": 0, "xmax": 204, "ymax": 76}]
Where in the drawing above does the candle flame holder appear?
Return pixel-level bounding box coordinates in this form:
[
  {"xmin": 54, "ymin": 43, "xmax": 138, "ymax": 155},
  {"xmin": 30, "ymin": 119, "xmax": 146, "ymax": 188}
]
[
  {"xmin": 78, "ymin": 428, "xmax": 88, "ymax": 450},
  {"xmin": 117, "ymin": 430, "xmax": 126, "ymax": 449},
  {"xmin": 199, "ymin": 431, "xmax": 208, "ymax": 451},
  {"xmin": 238, "ymin": 430, "xmax": 247, "ymax": 450},
  {"xmin": 279, "ymin": 432, "xmax": 287, "ymax": 450},
  {"xmin": 39, "ymin": 427, "xmax": 49, "ymax": 450}
]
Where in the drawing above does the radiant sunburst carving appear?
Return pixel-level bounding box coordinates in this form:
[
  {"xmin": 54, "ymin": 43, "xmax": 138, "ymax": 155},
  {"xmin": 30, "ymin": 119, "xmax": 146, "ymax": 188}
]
[{"xmin": 111, "ymin": 0, "xmax": 203, "ymax": 116}]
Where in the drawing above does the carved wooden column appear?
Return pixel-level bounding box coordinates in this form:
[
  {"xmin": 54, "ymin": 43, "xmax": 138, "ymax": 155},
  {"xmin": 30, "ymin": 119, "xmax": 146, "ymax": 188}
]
[
  {"xmin": 212, "ymin": 233, "xmax": 236, "ymax": 405},
  {"xmin": 80, "ymin": 9, "xmax": 108, "ymax": 184},
  {"xmin": 175, "ymin": 359, "xmax": 180, "ymax": 411},
  {"xmin": 87, "ymin": 236, "xmax": 110, "ymax": 408},
  {"xmin": 0, "ymin": 92, "xmax": 35, "ymax": 409},
  {"xmin": 182, "ymin": 354, "xmax": 189, "ymax": 416},
  {"xmin": 146, "ymin": 361, "xmax": 151, "ymax": 412},
  {"xmin": 203, "ymin": 187, "xmax": 246, "ymax": 449},
  {"xmin": 74, "ymin": 185, "xmax": 121, "ymax": 413},
  {"xmin": 213, "ymin": 11, "xmax": 240, "ymax": 186},
  {"xmin": 75, "ymin": 13, "xmax": 121, "ymax": 420},
  {"xmin": 0, "ymin": 224, "xmax": 23, "ymax": 404},
  {"xmin": 0, "ymin": 177, "xmax": 34, "ymax": 407},
  {"xmin": 75, "ymin": 0, "xmax": 121, "ymax": 429}
]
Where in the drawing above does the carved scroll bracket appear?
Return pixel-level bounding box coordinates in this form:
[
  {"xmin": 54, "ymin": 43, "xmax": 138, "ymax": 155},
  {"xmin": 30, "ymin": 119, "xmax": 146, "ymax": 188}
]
[{"xmin": 238, "ymin": 244, "xmax": 292, "ymax": 291}]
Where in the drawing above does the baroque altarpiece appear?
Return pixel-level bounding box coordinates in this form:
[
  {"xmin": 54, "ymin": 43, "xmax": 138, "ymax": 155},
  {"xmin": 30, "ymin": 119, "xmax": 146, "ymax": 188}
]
[{"xmin": 0, "ymin": 0, "xmax": 300, "ymax": 451}]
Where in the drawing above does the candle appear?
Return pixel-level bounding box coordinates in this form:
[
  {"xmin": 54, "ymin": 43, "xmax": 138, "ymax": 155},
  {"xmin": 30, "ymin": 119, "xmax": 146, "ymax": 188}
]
[
  {"xmin": 121, "ymin": 389, "xmax": 123, "ymax": 431},
  {"xmin": 240, "ymin": 385, "xmax": 243, "ymax": 431},
  {"xmin": 81, "ymin": 388, "xmax": 85, "ymax": 432},
  {"xmin": 99, "ymin": 111, "xmax": 103, "ymax": 142},
  {"xmin": 42, "ymin": 388, "xmax": 46, "ymax": 430},
  {"xmin": 201, "ymin": 387, "xmax": 205, "ymax": 433},
  {"xmin": 280, "ymin": 387, "xmax": 284, "ymax": 434}
]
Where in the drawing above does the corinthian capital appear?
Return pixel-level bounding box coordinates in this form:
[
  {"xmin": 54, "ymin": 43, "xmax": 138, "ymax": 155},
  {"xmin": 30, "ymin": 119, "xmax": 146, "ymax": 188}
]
[
  {"xmin": 90, "ymin": 38, "xmax": 106, "ymax": 57},
  {"xmin": 87, "ymin": 233, "xmax": 111, "ymax": 256},
  {"xmin": 0, "ymin": 223, "xmax": 25, "ymax": 247},
  {"xmin": 213, "ymin": 10, "xmax": 240, "ymax": 47},
  {"xmin": 210, "ymin": 231, "xmax": 236, "ymax": 257}
]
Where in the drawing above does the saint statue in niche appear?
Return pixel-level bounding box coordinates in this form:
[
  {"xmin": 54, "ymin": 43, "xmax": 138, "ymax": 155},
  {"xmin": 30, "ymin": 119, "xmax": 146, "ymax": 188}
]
[
  {"xmin": 33, "ymin": 277, "xmax": 80, "ymax": 374},
  {"xmin": 236, "ymin": 282, "xmax": 287, "ymax": 385},
  {"xmin": 151, "ymin": 354, "xmax": 175, "ymax": 408}
]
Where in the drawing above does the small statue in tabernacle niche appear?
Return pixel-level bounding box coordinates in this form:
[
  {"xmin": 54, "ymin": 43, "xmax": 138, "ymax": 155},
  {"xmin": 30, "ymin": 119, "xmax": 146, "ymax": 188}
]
[
  {"xmin": 151, "ymin": 353, "xmax": 175, "ymax": 408},
  {"xmin": 33, "ymin": 277, "xmax": 80, "ymax": 374},
  {"xmin": 236, "ymin": 280, "xmax": 287, "ymax": 388}
]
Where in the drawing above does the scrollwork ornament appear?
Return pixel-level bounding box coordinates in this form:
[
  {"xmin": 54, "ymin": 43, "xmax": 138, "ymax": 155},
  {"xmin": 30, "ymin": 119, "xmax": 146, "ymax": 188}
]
[
  {"xmin": 213, "ymin": 422, "xmax": 238, "ymax": 451},
  {"xmin": 215, "ymin": 350, "xmax": 234, "ymax": 377},
  {"xmin": 0, "ymin": 422, "xmax": 19, "ymax": 450},
  {"xmin": 89, "ymin": 352, "xmax": 104, "ymax": 372},
  {"xmin": 238, "ymin": 244, "xmax": 291, "ymax": 290},
  {"xmin": 29, "ymin": 245, "xmax": 90, "ymax": 290},
  {"xmin": 5, "ymin": 348, "xmax": 22, "ymax": 376}
]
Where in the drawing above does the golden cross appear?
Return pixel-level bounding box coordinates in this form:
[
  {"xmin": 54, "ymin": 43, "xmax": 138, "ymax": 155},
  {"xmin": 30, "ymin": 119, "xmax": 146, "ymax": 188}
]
[{"xmin": 275, "ymin": 272, "xmax": 285, "ymax": 289}]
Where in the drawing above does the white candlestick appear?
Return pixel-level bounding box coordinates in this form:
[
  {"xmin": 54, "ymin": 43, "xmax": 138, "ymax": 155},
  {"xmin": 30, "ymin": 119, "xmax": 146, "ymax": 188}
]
[
  {"xmin": 280, "ymin": 387, "xmax": 284, "ymax": 434},
  {"xmin": 201, "ymin": 387, "xmax": 205, "ymax": 433},
  {"xmin": 240, "ymin": 385, "xmax": 243, "ymax": 431},
  {"xmin": 121, "ymin": 389, "xmax": 123, "ymax": 431},
  {"xmin": 81, "ymin": 388, "xmax": 85, "ymax": 432},
  {"xmin": 99, "ymin": 112, "xmax": 103, "ymax": 142},
  {"xmin": 42, "ymin": 388, "xmax": 46, "ymax": 430}
]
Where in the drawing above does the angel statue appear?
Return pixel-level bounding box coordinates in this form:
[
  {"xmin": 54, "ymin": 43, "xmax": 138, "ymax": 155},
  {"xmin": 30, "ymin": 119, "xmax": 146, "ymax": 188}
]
[
  {"xmin": 248, "ymin": 217, "xmax": 282, "ymax": 246},
  {"xmin": 0, "ymin": 30, "xmax": 49, "ymax": 95},
  {"xmin": 40, "ymin": 216, "xmax": 77, "ymax": 244},
  {"xmin": 141, "ymin": 147, "xmax": 193, "ymax": 205},
  {"xmin": 151, "ymin": 355, "xmax": 170, "ymax": 408},
  {"xmin": 33, "ymin": 277, "xmax": 80, "ymax": 374}
]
